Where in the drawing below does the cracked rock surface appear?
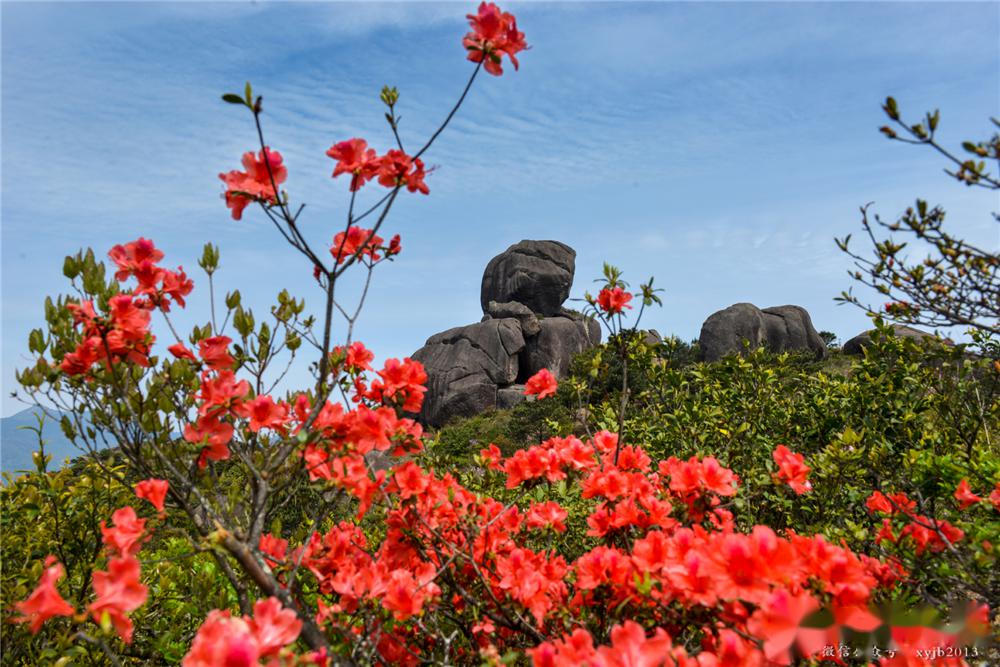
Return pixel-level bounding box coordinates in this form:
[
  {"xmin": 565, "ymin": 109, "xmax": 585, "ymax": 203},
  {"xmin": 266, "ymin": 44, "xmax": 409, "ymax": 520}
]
[
  {"xmin": 699, "ymin": 303, "xmax": 826, "ymax": 362},
  {"xmin": 480, "ymin": 240, "xmax": 575, "ymax": 317}
]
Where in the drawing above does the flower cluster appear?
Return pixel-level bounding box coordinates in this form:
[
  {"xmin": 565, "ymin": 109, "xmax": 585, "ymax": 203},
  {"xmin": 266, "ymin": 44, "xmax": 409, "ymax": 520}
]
[
  {"xmin": 219, "ymin": 148, "xmax": 287, "ymax": 220},
  {"xmin": 866, "ymin": 490, "xmax": 966, "ymax": 555},
  {"xmin": 182, "ymin": 598, "xmax": 305, "ymax": 666},
  {"xmin": 463, "ymin": 2, "xmax": 528, "ymax": 76},
  {"xmin": 60, "ymin": 238, "xmax": 194, "ymax": 376},
  {"xmin": 329, "ymin": 226, "xmax": 401, "ymax": 265},
  {"xmin": 15, "ymin": 495, "xmax": 157, "ymax": 644},
  {"xmin": 108, "ymin": 238, "xmax": 193, "ymax": 312},
  {"xmin": 60, "ymin": 295, "xmax": 153, "ymax": 375},
  {"xmin": 326, "ymin": 139, "xmax": 429, "ymax": 194}
]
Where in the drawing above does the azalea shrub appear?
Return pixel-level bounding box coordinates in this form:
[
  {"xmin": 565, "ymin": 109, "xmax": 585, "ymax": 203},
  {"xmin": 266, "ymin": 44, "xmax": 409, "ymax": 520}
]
[
  {"xmin": 4, "ymin": 4, "xmax": 999, "ymax": 666},
  {"xmin": 538, "ymin": 321, "xmax": 1000, "ymax": 609}
]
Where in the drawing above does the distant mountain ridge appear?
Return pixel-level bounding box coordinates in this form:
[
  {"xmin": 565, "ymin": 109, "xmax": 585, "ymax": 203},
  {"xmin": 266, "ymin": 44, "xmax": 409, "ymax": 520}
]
[{"xmin": 1, "ymin": 408, "xmax": 90, "ymax": 477}]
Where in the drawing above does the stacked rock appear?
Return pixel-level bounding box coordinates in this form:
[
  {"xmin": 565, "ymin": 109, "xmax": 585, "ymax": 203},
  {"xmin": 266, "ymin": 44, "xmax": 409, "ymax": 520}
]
[{"xmin": 412, "ymin": 240, "xmax": 600, "ymax": 428}]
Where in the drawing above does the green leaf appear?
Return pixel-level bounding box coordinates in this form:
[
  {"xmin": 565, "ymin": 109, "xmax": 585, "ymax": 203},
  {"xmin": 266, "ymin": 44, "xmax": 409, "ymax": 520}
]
[{"xmin": 222, "ymin": 93, "xmax": 247, "ymax": 106}]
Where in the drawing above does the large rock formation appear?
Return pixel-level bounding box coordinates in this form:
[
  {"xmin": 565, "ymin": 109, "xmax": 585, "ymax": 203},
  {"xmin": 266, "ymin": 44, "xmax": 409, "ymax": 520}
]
[
  {"xmin": 480, "ymin": 240, "xmax": 575, "ymax": 317},
  {"xmin": 699, "ymin": 303, "xmax": 826, "ymax": 362},
  {"xmin": 842, "ymin": 325, "xmax": 946, "ymax": 355},
  {"xmin": 761, "ymin": 306, "xmax": 827, "ymax": 358},
  {"xmin": 412, "ymin": 240, "xmax": 600, "ymax": 427},
  {"xmin": 411, "ymin": 319, "xmax": 525, "ymax": 427}
]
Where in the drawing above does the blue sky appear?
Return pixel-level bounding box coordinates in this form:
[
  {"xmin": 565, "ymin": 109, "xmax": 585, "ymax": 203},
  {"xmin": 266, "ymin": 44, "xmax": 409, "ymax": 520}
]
[{"xmin": 2, "ymin": 1, "xmax": 998, "ymax": 417}]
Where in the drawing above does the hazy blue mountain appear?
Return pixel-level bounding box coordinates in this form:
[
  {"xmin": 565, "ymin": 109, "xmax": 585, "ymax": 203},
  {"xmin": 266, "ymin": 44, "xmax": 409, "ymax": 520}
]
[{"xmin": 1, "ymin": 408, "xmax": 95, "ymax": 477}]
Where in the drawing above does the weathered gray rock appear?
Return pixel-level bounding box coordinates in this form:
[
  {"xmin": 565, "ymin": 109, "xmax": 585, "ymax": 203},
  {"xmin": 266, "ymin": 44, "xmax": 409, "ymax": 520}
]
[
  {"xmin": 522, "ymin": 315, "xmax": 598, "ymax": 378},
  {"xmin": 698, "ymin": 303, "xmax": 767, "ymax": 362},
  {"xmin": 481, "ymin": 240, "xmax": 575, "ymax": 316},
  {"xmin": 497, "ymin": 385, "xmax": 527, "ymax": 410},
  {"xmin": 488, "ymin": 300, "xmax": 541, "ymax": 337},
  {"xmin": 558, "ymin": 308, "xmax": 603, "ymax": 344},
  {"xmin": 412, "ymin": 319, "xmax": 526, "ymax": 427},
  {"xmin": 641, "ymin": 329, "xmax": 663, "ymax": 346},
  {"xmin": 761, "ymin": 306, "xmax": 827, "ymax": 359},
  {"xmin": 843, "ymin": 325, "xmax": 944, "ymax": 355},
  {"xmin": 699, "ymin": 303, "xmax": 826, "ymax": 362}
]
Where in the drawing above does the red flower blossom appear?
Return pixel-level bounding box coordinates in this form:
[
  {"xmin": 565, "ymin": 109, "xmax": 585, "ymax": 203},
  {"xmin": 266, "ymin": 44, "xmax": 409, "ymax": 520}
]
[
  {"xmin": 326, "ymin": 138, "xmax": 380, "ymax": 191},
  {"xmin": 245, "ymin": 395, "xmax": 290, "ymax": 433},
  {"xmin": 381, "ymin": 563, "xmax": 441, "ymax": 621},
  {"xmin": 89, "ymin": 556, "xmax": 148, "ymax": 644},
  {"xmin": 370, "ymin": 357, "xmax": 428, "ymax": 412},
  {"xmin": 747, "ymin": 589, "xmax": 829, "ymax": 663},
  {"xmin": 595, "ymin": 620, "xmax": 674, "ymax": 667},
  {"xmin": 134, "ymin": 479, "xmax": 169, "ymax": 513},
  {"xmin": 13, "ymin": 556, "xmax": 75, "ymax": 634},
  {"xmin": 184, "ymin": 415, "xmax": 235, "ymax": 468},
  {"xmin": 100, "ymin": 506, "xmax": 149, "ymax": 557},
  {"xmin": 526, "ymin": 501, "xmax": 568, "ymax": 533},
  {"xmin": 183, "ymin": 611, "xmax": 258, "ymax": 667},
  {"xmin": 198, "ymin": 335, "xmax": 235, "ymax": 370},
  {"xmin": 898, "ymin": 515, "xmax": 964, "ymax": 555},
  {"xmin": 771, "ymin": 445, "xmax": 812, "ymax": 495},
  {"xmin": 463, "ymin": 2, "xmax": 528, "ymax": 76},
  {"xmin": 168, "ymin": 343, "xmax": 197, "ymax": 361},
  {"xmin": 108, "ymin": 237, "xmax": 164, "ymax": 285},
  {"xmin": 219, "ymin": 148, "xmax": 286, "ymax": 220},
  {"xmin": 953, "ymin": 478, "xmax": 982, "ymax": 510},
  {"xmin": 376, "ymin": 150, "xmax": 430, "ymax": 194},
  {"xmin": 524, "ymin": 368, "xmax": 558, "ymax": 399},
  {"xmin": 183, "ymin": 598, "xmax": 302, "ymax": 666},
  {"xmin": 331, "ymin": 226, "xmax": 384, "ymax": 265},
  {"xmin": 596, "ymin": 287, "xmax": 633, "ymax": 314},
  {"xmin": 991, "ymin": 482, "xmax": 1000, "ymax": 512},
  {"xmin": 334, "ymin": 341, "xmax": 375, "ymax": 372},
  {"xmin": 246, "ymin": 597, "xmax": 302, "ymax": 657},
  {"xmin": 866, "ymin": 490, "xmax": 894, "ymax": 515},
  {"xmin": 529, "ymin": 628, "xmax": 597, "ymax": 666},
  {"xmin": 479, "ymin": 443, "xmax": 504, "ymax": 471},
  {"xmin": 259, "ymin": 533, "xmax": 288, "ymax": 568},
  {"xmin": 387, "ymin": 234, "xmax": 402, "ymax": 257}
]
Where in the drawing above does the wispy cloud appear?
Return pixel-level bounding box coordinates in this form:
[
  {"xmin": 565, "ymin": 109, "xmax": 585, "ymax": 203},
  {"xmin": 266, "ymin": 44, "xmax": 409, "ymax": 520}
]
[{"xmin": 3, "ymin": 1, "xmax": 998, "ymax": 415}]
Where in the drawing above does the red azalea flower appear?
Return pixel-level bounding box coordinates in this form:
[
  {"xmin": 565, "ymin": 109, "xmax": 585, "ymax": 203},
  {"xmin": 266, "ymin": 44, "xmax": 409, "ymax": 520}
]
[
  {"xmin": 100, "ymin": 506, "xmax": 149, "ymax": 557},
  {"xmin": 772, "ymin": 445, "xmax": 812, "ymax": 495},
  {"xmin": 168, "ymin": 343, "xmax": 197, "ymax": 361},
  {"xmin": 246, "ymin": 597, "xmax": 302, "ymax": 657},
  {"xmin": 326, "ymin": 138, "xmax": 380, "ymax": 191},
  {"xmin": 954, "ymin": 478, "xmax": 982, "ymax": 510},
  {"xmin": 596, "ymin": 287, "xmax": 633, "ymax": 314},
  {"xmin": 13, "ymin": 556, "xmax": 75, "ymax": 634},
  {"xmin": 198, "ymin": 335, "xmax": 235, "ymax": 370},
  {"xmin": 88, "ymin": 556, "xmax": 148, "ymax": 644},
  {"xmin": 331, "ymin": 226, "xmax": 384, "ymax": 265},
  {"xmin": 219, "ymin": 148, "xmax": 286, "ymax": 220},
  {"xmin": 134, "ymin": 479, "xmax": 169, "ymax": 513},
  {"xmin": 245, "ymin": 395, "xmax": 289, "ymax": 433},
  {"xmin": 463, "ymin": 2, "xmax": 528, "ymax": 76},
  {"xmin": 524, "ymin": 368, "xmax": 558, "ymax": 399}
]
